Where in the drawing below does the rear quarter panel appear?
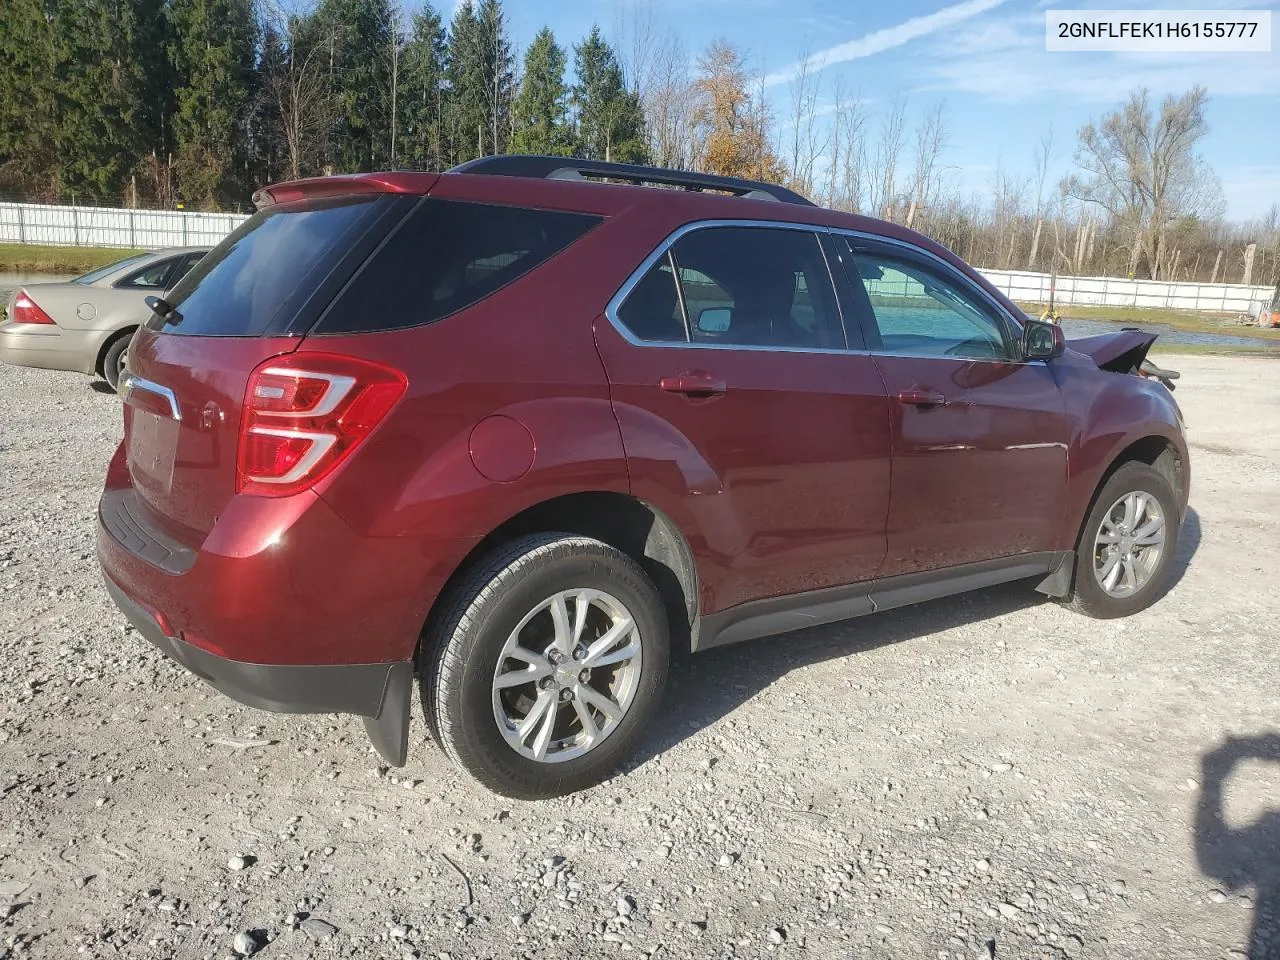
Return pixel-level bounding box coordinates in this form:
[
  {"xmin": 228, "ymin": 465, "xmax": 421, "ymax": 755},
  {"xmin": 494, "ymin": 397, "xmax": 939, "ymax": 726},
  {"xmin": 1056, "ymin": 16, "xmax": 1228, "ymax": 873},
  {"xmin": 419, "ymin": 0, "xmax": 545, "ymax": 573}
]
[{"xmin": 301, "ymin": 207, "xmax": 679, "ymax": 643}]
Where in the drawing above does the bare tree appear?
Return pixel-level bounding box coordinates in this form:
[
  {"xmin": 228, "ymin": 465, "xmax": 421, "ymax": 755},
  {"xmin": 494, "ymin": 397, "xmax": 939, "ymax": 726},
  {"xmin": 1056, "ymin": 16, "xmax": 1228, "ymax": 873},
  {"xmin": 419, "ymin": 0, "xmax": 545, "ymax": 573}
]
[
  {"xmin": 261, "ymin": 0, "xmax": 336, "ymax": 181},
  {"xmin": 785, "ymin": 45, "xmax": 826, "ymax": 197},
  {"xmin": 1066, "ymin": 86, "xmax": 1221, "ymax": 280},
  {"xmin": 867, "ymin": 95, "xmax": 907, "ymax": 221},
  {"xmin": 906, "ymin": 100, "xmax": 948, "ymax": 229},
  {"xmin": 642, "ymin": 27, "xmax": 696, "ymax": 169},
  {"xmin": 827, "ymin": 76, "xmax": 866, "ymax": 212},
  {"xmin": 1027, "ymin": 125, "xmax": 1055, "ymax": 269}
]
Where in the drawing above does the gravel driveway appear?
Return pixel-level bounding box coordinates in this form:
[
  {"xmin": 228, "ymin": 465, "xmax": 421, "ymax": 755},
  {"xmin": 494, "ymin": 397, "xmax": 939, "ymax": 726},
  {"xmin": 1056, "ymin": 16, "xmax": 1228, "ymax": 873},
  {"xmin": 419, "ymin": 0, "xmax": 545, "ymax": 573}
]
[{"xmin": 1, "ymin": 353, "xmax": 1278, "ymax": 960}]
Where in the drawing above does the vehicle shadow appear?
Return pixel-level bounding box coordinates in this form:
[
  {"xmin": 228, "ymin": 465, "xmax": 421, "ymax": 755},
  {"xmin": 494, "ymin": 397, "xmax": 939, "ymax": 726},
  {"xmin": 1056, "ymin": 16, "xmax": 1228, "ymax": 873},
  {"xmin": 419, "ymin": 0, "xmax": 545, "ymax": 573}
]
[
  {"xmin": 1196, "ymin": 734, "xmax": 1280, "ymax": 960},
  {"xmin": 633, "ymin": 508, "xmax": 1203, "ymax": 771},
  {"xmin": 89, "ymin": 380, "xmax": 116, "ymax": 395},
  {"xmin": 632, "ymin": 580, "xmax": 1043, "ymax": 768},
  {"xmin": 1168, "ymin": 504, "xmax": 1202, "ymax": 592}
]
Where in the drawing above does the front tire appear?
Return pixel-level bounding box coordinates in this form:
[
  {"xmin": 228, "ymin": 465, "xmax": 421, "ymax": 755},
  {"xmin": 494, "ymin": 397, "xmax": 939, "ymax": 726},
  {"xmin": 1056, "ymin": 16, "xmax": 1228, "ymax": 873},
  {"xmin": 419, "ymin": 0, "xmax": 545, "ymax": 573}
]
[
  {"xmin": 422, "ymin": 534, "xmax": 669, "ymax": 798},
  {"xmin": 1065, "ymin": 461, "xmax": 1180, "ymax": 619}
]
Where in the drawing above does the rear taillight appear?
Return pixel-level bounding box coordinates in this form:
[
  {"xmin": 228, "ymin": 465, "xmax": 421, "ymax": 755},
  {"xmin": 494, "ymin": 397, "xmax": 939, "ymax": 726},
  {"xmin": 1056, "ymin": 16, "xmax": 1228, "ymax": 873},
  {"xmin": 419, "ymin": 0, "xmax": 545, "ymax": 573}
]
[
  {"xmin": 11, "ymin": 289, "xmax": 56, "ymax": 325},
  {"xmin": 237, "ymin": 353, "xmax": 406, "ymax": 497}
]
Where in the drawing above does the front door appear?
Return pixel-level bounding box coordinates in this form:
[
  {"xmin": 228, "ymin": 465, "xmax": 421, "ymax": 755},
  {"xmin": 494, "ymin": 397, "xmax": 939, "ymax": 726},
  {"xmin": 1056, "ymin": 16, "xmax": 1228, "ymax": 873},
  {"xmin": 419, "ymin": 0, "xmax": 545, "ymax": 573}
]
[
  {"xmin": 595, "ymin": 224, "xmax": 892, "ymax": 615},
  {"xmin": 831, "ymin": 236, "xmax": 1072, "ymax": 578}
]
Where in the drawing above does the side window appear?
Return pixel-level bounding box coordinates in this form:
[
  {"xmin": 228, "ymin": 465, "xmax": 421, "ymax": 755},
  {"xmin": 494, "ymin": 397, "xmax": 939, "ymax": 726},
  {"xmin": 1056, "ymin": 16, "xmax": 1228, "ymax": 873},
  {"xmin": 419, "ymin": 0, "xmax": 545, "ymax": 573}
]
[
  {"xmin": 167, "ymin": 252, "xmax": 205, "ymax": 288},
  {"xmin": 616, "ymin": 253, "xmax": 687, "ymax": 342},
  {"xmin": 671, "ymin": 227, "xmax": 844, "ymax": 349},
  {"xmin": 117, "ymin": 258, "xmax": 176, "ymax": 290},
  {"xmin": 319, "ymin": 198, "xmax": 600, "ymax": 333},
  {"xmin": 845, "ymin": 245, "xmax": 1010, "ymax": 359}
]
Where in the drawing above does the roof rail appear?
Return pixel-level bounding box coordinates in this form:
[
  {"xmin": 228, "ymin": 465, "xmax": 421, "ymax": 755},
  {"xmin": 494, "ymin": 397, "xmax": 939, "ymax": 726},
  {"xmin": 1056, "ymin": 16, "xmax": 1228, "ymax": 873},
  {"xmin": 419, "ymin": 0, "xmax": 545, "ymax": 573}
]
[{"xmin": 448, "ymin": 155, "xmax": 815, "ymax": 206}]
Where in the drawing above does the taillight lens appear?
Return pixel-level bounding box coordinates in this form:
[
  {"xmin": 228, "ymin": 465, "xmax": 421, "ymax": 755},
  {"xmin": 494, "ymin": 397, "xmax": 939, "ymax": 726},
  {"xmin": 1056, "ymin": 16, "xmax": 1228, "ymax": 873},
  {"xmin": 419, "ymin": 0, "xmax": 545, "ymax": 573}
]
[
  {"xmin": 237, "ymin": 353, "xmax": 406, "ymax": 497},
  {"xmin": 11, "ymin": 289, "xmax": 56, "ymax": 325}
]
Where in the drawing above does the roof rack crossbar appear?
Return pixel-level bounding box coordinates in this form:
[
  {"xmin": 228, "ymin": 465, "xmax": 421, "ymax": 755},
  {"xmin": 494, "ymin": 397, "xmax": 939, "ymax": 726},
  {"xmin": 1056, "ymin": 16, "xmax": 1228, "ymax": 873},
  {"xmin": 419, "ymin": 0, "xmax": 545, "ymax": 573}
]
[{"xmin": 448, "ymin": 155, "xmax": 814, "ymax": 206}]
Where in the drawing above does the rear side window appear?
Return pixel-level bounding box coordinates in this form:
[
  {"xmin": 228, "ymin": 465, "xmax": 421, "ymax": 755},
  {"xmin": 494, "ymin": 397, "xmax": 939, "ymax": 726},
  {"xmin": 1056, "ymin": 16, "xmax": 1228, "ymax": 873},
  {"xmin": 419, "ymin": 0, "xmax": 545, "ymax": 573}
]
[
  {"xmin": 616, "ymin": 254, "xmax": 687, "ymax": 342},
  {"xmin": 318, "ymin": 199, "xmax": 601, "ymax": 333},
  {"xmin": 74, "ymin": 253, "xmax": 150, "ymax": 285},
  {"xmin": 117, "ymin": 257, "xmax": 176, "ymax": 290},
  {"xmin": 154, "ymin": 196, "xmax": 381, "ymax": 336}
]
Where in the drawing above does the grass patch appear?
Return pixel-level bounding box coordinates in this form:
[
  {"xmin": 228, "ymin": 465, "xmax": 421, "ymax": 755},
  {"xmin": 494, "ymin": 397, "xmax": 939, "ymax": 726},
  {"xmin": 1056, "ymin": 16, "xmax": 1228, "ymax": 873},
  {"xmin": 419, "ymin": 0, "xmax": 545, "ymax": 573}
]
[
  {"xmin": 1147, "ymin": 342, "xmax": 1280, "ymax": 357},
  {"xmin": 1016, "ymin": 300, "xmax": 1280, "ymax": 341},
  {"xmin": 0, "ymin": 243, "xmax": 143, "ymax": 275}
]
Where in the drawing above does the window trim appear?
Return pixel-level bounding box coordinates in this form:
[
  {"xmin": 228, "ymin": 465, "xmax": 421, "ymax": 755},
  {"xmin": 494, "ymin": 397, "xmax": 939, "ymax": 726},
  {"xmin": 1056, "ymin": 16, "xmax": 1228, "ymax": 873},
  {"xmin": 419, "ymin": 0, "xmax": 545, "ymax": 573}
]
[
  {"xmin": 114, "ymin": 256, "xmax": 179, "ymax": 291},
  {"xmin": 310, "ymin": 195, "xmax": 604, "ymax": 336},
  {"xmin": 605, "ymin": 219, "xmax": 853, "ymax": 355},
  {"xmin": 606, "ymin": 219, "xmax": 1027, "ymax": 362},
  {"xmin": 837, "ymin": 234, "xmax": 1021, "ymax": 362}
]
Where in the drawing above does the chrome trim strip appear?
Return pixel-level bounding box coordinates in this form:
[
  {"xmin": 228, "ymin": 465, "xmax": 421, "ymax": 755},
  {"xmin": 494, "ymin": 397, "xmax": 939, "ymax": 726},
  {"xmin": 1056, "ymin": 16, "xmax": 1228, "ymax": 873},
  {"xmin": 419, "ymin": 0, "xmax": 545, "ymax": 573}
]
[
  {"xmin": 119, "ymin": 373, "xmax": 181, "ymax": 421},
  {"xmin": 827, "ymin": 226, "xmax": 1028, "ymax": 336},
  {"xmin": 603, "ymin": 218, "xmax": 1029, "ymax": 359}
]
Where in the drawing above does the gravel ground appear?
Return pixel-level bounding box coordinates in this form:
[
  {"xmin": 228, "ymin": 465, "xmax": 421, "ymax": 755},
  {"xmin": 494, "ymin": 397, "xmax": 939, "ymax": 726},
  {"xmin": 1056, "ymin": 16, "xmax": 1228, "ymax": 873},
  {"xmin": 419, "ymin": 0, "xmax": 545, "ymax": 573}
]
[{"xmin": 1, "ymin": 353, "xmax": 1278, "ymax": 960}]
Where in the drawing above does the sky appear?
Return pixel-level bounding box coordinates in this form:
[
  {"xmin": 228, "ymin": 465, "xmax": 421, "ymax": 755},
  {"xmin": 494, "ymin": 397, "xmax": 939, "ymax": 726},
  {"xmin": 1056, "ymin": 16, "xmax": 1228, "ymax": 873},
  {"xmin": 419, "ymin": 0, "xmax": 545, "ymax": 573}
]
[{"xmin": 480, "ymin": 0, "xmax": 1279, "ymax": 222}]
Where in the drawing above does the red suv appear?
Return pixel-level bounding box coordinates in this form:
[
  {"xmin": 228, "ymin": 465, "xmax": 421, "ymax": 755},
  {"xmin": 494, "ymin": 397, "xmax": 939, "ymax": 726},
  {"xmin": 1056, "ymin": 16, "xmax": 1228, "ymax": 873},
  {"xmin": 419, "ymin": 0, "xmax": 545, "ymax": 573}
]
[{"xmin": 97, "ymin": 157, "xmax": 1189, "ymax": 798}]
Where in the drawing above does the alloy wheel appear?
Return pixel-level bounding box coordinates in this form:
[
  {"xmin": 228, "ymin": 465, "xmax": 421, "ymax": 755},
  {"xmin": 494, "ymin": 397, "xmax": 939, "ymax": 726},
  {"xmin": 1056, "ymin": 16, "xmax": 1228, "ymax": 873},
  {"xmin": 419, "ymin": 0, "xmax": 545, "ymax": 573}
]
[
  {"xmin": 1092, "ymin": 491, "xmax": 1166, "ymax": 598},
  {"xmin": 491, "ymin": 588, "xmax": 642, "ymax": 763}
]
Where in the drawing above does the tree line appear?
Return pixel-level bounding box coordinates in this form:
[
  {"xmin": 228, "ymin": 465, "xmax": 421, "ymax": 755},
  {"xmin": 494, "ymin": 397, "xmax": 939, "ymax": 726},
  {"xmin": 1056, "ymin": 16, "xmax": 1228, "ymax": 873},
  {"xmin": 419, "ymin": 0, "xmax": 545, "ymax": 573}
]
[
  {"xmin": 0, "ymin": 0, "xmax": 1274, "ymax": 288},
  {"xmin": 0, "ymin": 0, "xmax": 644, "ymax": 210}
]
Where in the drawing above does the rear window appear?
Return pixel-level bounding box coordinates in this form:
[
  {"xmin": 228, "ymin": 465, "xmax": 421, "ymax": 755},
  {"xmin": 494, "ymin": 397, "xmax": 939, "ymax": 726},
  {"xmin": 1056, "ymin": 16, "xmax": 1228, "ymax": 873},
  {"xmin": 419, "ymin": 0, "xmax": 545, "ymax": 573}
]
[
  {"xmin": 152, "ymin": 196, "xmax": 382, "ymax": 336},
  {"xmin": 316, "ymin": 198, "xmax": 600, "ymax": 334},
  {"xmin": 74, "ymin": 253, "xmax": 150, "ymax": 285}
]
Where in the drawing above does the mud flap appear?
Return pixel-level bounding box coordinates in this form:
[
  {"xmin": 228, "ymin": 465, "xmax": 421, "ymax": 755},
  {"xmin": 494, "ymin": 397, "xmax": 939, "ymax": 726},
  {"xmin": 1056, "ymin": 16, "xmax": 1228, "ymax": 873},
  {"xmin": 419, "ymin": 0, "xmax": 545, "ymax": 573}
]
[
  {"xmin": 363, "ymin": 662, "xmax": 414, "ymax": 767},
  {"xmin": 1035, "ymin": 551, "xmax": 1075, "ymax": 598}
]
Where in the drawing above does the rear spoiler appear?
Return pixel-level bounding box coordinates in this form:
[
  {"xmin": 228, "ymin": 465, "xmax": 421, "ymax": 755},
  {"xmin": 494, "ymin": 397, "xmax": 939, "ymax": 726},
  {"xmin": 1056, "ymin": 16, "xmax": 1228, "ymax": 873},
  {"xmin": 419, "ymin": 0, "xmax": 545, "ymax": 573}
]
[{"xmin": 252, "ymin": 172, "xmax": 439, "ymax": 209}]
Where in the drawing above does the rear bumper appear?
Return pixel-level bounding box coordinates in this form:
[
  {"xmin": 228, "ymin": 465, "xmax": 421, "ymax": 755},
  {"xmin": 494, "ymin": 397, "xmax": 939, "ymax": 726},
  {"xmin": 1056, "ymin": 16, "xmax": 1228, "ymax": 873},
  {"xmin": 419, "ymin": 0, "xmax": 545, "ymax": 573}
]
[
  {"xmin": 0, "ymin": 322, "xmax": 99, "ymax": 375},
  {"xmin": 102, "ymin": 573, "xmax": 415, "ymax": 764}
]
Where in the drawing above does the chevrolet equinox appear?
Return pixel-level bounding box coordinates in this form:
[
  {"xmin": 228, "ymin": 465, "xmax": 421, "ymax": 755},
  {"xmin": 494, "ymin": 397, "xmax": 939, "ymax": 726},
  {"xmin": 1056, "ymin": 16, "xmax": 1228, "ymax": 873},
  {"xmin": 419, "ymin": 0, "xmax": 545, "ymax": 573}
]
[{"xmin": 97, "ymin": 156, "xmax": 1190, "ymax": 798}]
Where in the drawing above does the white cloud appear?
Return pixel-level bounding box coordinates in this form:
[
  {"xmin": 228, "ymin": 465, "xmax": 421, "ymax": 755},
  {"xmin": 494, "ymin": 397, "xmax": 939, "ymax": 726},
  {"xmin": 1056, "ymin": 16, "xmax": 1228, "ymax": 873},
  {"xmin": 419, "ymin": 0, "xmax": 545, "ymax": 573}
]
[
  {"xmin": 763, "ymin": 0, "xmax": 1014, "ymax": 87},
  {"xmin": 914, "ymin": 8, "xmax": 1280, "ymax": 103}
]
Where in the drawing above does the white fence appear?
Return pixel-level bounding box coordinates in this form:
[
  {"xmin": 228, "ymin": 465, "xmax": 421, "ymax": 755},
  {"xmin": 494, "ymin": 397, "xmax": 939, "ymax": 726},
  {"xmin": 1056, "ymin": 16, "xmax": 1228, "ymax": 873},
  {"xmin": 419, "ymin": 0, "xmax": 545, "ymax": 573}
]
[
  {"xmin": 0, "ymin": 200, "xmax": 248, "ymax": 250},
  {"xmin": 981, "ymin": 267, "xmax": 1272, "ymax": 315},
  {"xmin": 1, "ymin": 198, "xmax": 1273, "ymax": 313}
]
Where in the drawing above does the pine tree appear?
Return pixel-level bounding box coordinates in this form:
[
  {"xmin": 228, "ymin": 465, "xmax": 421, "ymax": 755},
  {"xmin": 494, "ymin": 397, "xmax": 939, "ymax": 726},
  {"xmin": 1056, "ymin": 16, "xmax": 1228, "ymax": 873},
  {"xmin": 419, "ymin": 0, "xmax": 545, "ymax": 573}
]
[
  {"xmin": 315, "ymin": 0, "xmax": 394, "ymax": 172},
  {"xmin": 52, "ymin": 0, "xmax": 151, "ymax": 201},
  {"xmin": 445, "ymin": 0, "xmax": 512, "ymax": 164},
  {"xmin": 511, "ymin": 27, "xmax": 572, "ymax": 157},
  {"xmin": 0, "ymin": 0, "xmax": 58, "ymax": 197},
  {"xmin": 572, "ymin": 26, "xmax": 646, "ymax": 164},
  {"xmin": 399, "ymin": 4, "xmax": 447, "ymax": 170},
  {"xmin": 168, "ymin": 0, "xmax": 258, "ymax": 207}
]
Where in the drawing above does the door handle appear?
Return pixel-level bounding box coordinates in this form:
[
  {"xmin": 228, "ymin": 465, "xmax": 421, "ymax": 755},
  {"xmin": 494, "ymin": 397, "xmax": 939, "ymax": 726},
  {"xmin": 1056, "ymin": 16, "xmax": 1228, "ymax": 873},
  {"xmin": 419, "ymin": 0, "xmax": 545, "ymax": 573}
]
[
  {"xmin": 660, "ymin": 372, "xmax": 727, "ymax": 397},
  {"xmin": 896, "ymin": 387, "xmax": 947, "ymax": 407}
]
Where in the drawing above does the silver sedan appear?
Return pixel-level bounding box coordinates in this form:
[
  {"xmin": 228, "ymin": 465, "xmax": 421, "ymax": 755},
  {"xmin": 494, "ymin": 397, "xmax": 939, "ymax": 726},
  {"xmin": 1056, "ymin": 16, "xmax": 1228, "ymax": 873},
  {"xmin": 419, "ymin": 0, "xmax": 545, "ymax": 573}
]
[{"xmin": 0, "ymin": 247, "xmax": 207, "ymax": 390}]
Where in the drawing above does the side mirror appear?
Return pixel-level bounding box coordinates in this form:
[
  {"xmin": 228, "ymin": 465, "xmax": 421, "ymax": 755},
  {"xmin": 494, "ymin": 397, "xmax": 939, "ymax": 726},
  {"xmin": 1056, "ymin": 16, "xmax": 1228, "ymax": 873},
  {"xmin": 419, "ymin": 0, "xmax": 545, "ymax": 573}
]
[
  {"xmin": 1022, "ymin": 319, "xmax": 1064, "ymax": 361},
  {"xmin": 696, "ymin": 307, "xmax": 732, "ymax": 334}
]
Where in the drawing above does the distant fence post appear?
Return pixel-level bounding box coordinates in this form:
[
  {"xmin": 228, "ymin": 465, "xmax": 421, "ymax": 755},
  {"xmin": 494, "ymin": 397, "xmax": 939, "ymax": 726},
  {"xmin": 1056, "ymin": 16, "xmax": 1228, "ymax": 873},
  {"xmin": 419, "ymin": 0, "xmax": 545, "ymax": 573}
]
[
  {"xmin": 129, "ymin": 209, "xmax": 137, "ymax": 249},
  {"xmin": 181, "ymin": 214, "xmax": 188, "ymax": 246},
  {"xmin": 72, "ymin": 205, "xmax": 80, "ymax": 247},
  {"xmin": 16, "ymin": 205, "xmax": 25, "ymax": 244}
]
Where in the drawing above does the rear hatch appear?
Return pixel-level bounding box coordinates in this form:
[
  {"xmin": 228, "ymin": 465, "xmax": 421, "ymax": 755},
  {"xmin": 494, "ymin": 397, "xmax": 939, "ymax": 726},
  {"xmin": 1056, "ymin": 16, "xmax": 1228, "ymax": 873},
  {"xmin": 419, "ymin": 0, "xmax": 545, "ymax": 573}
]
[{"xmin": 121, "ymin": 190, "xmax": 415, "ymax": 546}]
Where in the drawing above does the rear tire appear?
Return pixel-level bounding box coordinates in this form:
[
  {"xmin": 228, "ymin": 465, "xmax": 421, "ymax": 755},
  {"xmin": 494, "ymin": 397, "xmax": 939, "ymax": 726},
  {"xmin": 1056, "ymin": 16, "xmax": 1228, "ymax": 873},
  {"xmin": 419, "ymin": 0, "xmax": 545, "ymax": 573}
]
[
  {"xmin": 1065, "ymin": 461, "xmax": 1180, "ymax": 619},
  {"xmin": 422, "ymin": 534, "xmax": 669, "ymax": 798},
  {"xmin": 102, "ymin": 334, "xmax": 131, "ymax": 392}
]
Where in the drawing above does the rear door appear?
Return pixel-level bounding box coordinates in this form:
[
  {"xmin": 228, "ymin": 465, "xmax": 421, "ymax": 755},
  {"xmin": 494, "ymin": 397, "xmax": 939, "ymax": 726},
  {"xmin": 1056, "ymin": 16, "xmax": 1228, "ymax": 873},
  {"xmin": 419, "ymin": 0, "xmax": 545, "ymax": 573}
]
[
  {"xmin": 595, "ymin": 223, "xmax": 891, "ymax": 614},
  {"xmin": 832, "ymin": 235, "xmax": 1071, "ymax": 576},
  {"xmin": 121, "ymin": 194, "xmax": 403, "ymax": 546}
]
